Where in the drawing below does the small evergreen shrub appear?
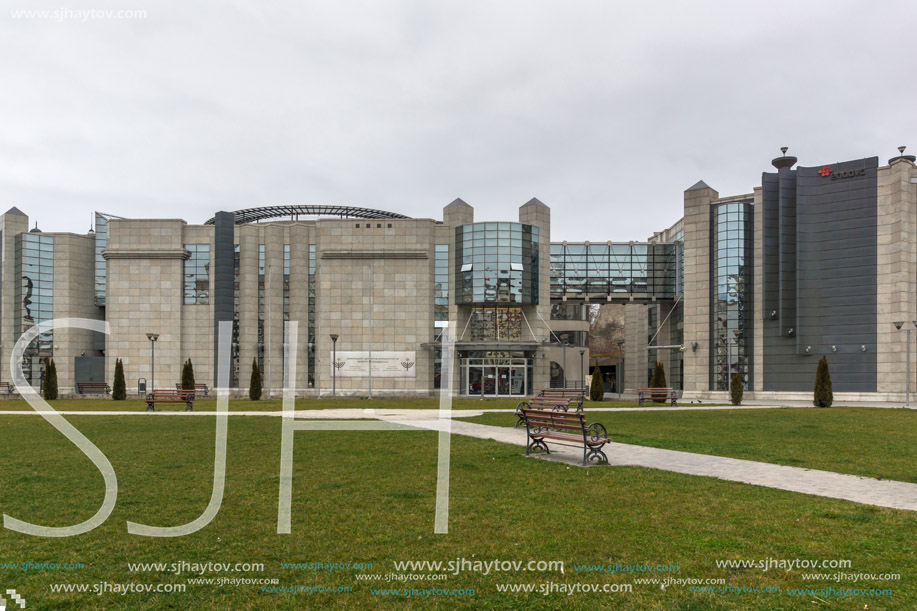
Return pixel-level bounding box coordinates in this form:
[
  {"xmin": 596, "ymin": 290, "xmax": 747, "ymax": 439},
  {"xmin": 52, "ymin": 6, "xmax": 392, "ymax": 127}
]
[
  {"xmin": 649, "ymin": 361, "xmax": 667, "ymax": 402},
  {"xmin": 45, "ymin": 358, "xmax": 59, "ymax": 400},
  {"xmin": 182, "ymin": 359, "xmax": 196, "ymax": 390},
  {"xmin": 249, "ymin": 358, "xmax": 262, "ymax": 401},
  {"xmin": 814, "ymin": 356, "xmax": 833, "ymax": 408},
  {"xmin": 589, "ymin": 365, "xmax": 604, "ymax": 402},
  {"xmin": 730, "ymin": 373, "xmax": 744, "ymax": 406},
  {"xmin": 112, "ymin": 358, "xmax": 127, "ymax": 400}
]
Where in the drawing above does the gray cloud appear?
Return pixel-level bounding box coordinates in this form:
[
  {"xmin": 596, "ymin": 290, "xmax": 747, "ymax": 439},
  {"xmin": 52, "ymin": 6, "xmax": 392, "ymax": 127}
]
[{"xmin": 2, "ymin": 0, "xmax": 914, "ymax": 241}]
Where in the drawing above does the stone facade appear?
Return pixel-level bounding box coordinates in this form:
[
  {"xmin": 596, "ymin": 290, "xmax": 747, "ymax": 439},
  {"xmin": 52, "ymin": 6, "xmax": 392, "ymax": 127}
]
[{"xmin": 3, "ymin": 150, "xmax": 916, "ymax": 400}]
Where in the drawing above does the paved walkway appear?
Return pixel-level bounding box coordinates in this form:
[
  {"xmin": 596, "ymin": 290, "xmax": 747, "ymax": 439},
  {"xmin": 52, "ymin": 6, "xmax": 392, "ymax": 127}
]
[
  {"xmin": 3, "ymin": 407, "xmax": 915, "ymax": 511},
  {"xmin": 385, "ymin": 418, "xmax": 917, "ymax": 512}
]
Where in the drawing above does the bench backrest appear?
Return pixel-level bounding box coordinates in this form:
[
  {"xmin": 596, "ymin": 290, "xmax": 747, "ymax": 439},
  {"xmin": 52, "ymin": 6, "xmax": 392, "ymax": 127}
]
[
  {"xmin": 176, "ymin": 383, "xmax": 208, "ymax": 390},
  {"xmin": 540, "ymin": 388, "xmax": 586, "ymax": 398},
  {"xmin": 78, "ymin": 382, "xmax": 109, "ymax": 388},
  {"xmin": 526, "ymin": 396, "xmax": 573, "ymax": 408},
  {"xmin": 150, "ymin": 389, "xmax": 194, "ymax": 399},
  {"xmin": 520, "ymin": 408, "xmax": 586, "ymax": 434}
]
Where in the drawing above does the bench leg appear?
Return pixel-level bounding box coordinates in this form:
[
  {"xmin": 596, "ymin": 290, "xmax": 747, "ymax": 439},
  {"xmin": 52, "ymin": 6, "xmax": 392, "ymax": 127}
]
[
  {"xmin": 146, "ymin": 403, "xmax": 154, "ymax": 412},
  {"xmin": 526, "ymin": 437, "xmax": 549, "ymax": 455},
  {"xmin": 514, "ymin": 412, "xmax": 525, "ymax": 428},
  {"xmin": 585, "ymin": 446, "xmax": 609, "ymax": 465},
  {"xmin": 186, "ymin": 402, "xmax": 193, "ymax": 412},
  {"xmin": 638, "ymin": 398, "xmax": 645, "ymax": 407}
]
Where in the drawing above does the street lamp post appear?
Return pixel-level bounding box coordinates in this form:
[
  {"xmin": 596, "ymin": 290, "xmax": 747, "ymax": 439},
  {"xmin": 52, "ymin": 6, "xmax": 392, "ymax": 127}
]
[
  {"xmin": 616, "ymin": 339, "xmax": 624, "ymax": 400},
  {"xmin": 562, "ymin": 339, "xmax": 568, "ymax": 388},
  {"xmin": 579, "ymin": 349, "xmax": 585, "ymax": 390},
  {"xmin": 146, "ymin": 333, "xmax": 159, "ymax": 390},
  {"xmin": 330, "ymin": 334, "xmax": 339, "ymax": 397}
]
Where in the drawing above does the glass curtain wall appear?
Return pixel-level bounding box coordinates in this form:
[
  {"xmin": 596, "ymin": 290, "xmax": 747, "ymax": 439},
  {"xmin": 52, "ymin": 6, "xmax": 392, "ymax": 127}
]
[
  {"xmin": 710, "ymin": 201, "xmax": 753, "ymax": 390},
  {"xmin": 16, "ymin": 233, "xmax": 54, "ymax": 387}
]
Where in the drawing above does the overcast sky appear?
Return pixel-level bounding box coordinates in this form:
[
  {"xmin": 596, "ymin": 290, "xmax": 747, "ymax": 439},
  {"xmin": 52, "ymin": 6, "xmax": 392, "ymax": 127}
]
[{"xmin": 2, "ymin": 0, "xmax": 915, "ymax": 242}]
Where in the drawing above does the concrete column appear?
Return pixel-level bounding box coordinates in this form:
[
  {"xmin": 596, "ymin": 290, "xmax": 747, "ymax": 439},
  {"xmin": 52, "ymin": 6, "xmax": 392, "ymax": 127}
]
[
  {"xmin": 681, "ymin": 181, "xmax": 719, "ymax": 394},
  {"xmin": 52, "ymin": 234, "xmax": 100, "ymax": 394},
  {"xmin": 519, "ymin": 198, "xmax": 552, "ymax": 393},
  {"xmin": 288, "ymin": 224, "xmax": 311, "ymax": 392},
  {"xmin": 0, "ymin": 208, "xmax": 29, "ymax": 386},
  {"xmin": 624, "ymin": 304, "xmax": 648, "ymax": 390},
  {"xmin": 237, "ymin": 225, "xmax": 260, "ymax": 391},
  {"xmin": 876, "ymin": 158, "xmax": 917, "ymax": 396}
]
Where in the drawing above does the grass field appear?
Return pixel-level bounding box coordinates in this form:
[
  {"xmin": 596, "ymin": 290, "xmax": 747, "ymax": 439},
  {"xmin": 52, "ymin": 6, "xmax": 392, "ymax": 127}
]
[
  {"xmin": 461, "ymin": 407, "xmax": 917, "ymax": 484},
  {"xmin": 0, "ymin": 412, "xmax": 914, "ymax": 609}
]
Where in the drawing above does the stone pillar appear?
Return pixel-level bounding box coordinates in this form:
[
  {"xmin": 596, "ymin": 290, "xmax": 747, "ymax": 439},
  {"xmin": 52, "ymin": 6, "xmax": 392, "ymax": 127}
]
[
  {"xmin": 519, "ymin": 198, "xmax": 552, "ymax": 393},
  {"xmin": 624, "ymin": 304, "xmax": 648, "ymax": 390},
  {"xmin": 443, "ymin": 198, "xmax": 473, "ymax": 395},
  {"xmin": 237, "ymin": 225, "xmax": 260, "ymax": 391},
  {"xmin": 682, "ymin": 181, "xmax": 718, "ymax": 394},
  {"xmin": 0, "ymin": 208, "xmax": 29, "ymax": 386},
  {"xmin": 53, "ymin": 234, "xmax": 99, "ymax": 394},
  {"xmin": 876, "ymin": 158, "xmax": 917, "ymax": 396},
  {"xmin": 288, "ymin": 224, "xmax": 312, "ymax": 393}
]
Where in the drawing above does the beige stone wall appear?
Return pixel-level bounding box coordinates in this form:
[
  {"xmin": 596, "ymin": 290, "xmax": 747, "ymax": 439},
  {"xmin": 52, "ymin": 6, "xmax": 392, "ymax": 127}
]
[
  {"xmin": 180, "ymin": 225, "xmax": 215, "ymax": 389},
  {"xmin": 876, "ymin": 159, "xmax": 917, "ymax": 395},
  {"xmin": 52, "ymin": 233, "xmax": 102, "ymax": 393},
  {"xmin": 519, "ymin": 198, "xmax": 553, "ymax": 392},
  {"xmin": 681, "ymin": 183, "xmax": 718, "ymax": 393},
  {"xmin": 0, "ymin": 210, "xmax": 29, "ymax": 386},
  {"xmin": 316, "ymin": 219, "xmax": 436, "ymax": 396},
  {"xmin": 104, "ymin": 219, "xmax": 187, "ymax": 392},
  {"xmin": 624, "ymin": 303, "xmax": 648, "ymax": 390}
]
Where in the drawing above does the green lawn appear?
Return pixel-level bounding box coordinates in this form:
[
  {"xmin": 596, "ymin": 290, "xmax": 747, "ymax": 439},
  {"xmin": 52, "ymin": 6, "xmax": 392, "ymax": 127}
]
[
  {"xmin": 459, "ymin": 407, "xmax": 917, "ymax": 483},
  {"xmin": 0, "ymin": 414, "xmax": 914, "ymax": 609}
]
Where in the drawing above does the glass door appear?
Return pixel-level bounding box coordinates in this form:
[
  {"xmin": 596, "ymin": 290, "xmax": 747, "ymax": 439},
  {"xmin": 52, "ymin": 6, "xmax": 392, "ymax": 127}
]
[
  {"xmin": 497, "ymin": 367, "xmax": 510, "ymax": 395},
  {"xmin": 510, "ymin": 367, "xmax": 525, "ymax": 396}
]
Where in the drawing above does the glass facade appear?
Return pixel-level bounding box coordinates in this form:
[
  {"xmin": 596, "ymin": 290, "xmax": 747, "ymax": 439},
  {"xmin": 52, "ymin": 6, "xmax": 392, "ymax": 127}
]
[
  {"xmin": 183, "ymin": 244, "xmax": 210, "ymax": 305},
  {"xmin": 550, "ymin": 242, "xmax": 676, "ymax": 300},
  {"xmin": 434, "ymin": 244, "xmax": 449, "ymax": 320},
  {"xmin": 459, "ymin": 352, "xmax": 532, "ymax": 396},
  {"xmin": 308, "ymin": 244, "xmax": 316, "ymax": 387},
  {"xmin": 258, "ymin": 245, "xmax": 265, "ymax": 373},
  {"xmin": 711, "ymin": 201, "xmax": 753, "ymax": 391},
  {"xmin": 93, "ymin": 212, "xmax": 122, "ymax": 306},
  {"xmin": 550, "ymin": 302, "xmax": 587, "ymax": 320},
  {"xmin": 549, "ymin": 330, "xmax": 588, "ymax": 347},
  {"xmin": 469, "ymin": 307, "xmax": 524, "ymax": 341},
  {"xmin": 231, "ymin": 244, "xmax": 240, "ymax": 387},
  {"xmin": 16, "ymin": 233, "xmax": 54, "ymax": 387},
  {"xmin": 455, "ymin": 223, "xmax": 539, "ymax": 304}
]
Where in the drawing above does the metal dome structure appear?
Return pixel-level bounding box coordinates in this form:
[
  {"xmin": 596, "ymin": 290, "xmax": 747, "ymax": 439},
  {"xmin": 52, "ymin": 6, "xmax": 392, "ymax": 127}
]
[{"xmin": 204, "ymin": 205, "xmax": 410, "ymax": 225}]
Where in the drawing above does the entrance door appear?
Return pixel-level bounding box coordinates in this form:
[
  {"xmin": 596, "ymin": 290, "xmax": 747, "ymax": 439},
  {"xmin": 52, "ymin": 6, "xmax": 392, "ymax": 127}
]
[
  {"xmin": 497, "ymin": 367, "xmax": 510, "ymax": 395},
  {"xmin": 510, "ymin": 367, "xmax": 525, "ymax": 396},
  {"xmin": 482, "ymin": 367, "xmax": 496, "ymax": 395}
]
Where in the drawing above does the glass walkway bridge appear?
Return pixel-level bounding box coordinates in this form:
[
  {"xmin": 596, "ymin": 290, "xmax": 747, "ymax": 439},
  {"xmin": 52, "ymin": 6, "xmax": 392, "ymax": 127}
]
[{"xmin": 550, "ymin": 242, "xmax": 682, "ymax": 303}]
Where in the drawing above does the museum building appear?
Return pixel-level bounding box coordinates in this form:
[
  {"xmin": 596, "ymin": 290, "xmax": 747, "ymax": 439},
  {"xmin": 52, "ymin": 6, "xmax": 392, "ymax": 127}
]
[{"xmin": 2, "ymin": 148, "xmax": 916, "ymax": 401}]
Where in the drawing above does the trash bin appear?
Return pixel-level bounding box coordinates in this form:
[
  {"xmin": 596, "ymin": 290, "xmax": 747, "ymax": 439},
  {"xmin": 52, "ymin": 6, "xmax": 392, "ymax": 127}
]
[{"xmin": 138, "ymin": 378, "xmax": 147, "ymax": 395}]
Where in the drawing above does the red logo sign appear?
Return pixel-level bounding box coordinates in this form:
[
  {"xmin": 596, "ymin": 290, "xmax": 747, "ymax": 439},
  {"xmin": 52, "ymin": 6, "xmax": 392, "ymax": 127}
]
[{"xmin": 818, "ymin": 165, "xmax": 833, "ymax": 177}]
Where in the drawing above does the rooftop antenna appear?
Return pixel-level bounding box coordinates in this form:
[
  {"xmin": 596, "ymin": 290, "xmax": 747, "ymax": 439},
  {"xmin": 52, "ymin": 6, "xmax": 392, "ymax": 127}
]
[{"xmin": 88, "ymin": 212, "xmax": 95, "ymax": 234}]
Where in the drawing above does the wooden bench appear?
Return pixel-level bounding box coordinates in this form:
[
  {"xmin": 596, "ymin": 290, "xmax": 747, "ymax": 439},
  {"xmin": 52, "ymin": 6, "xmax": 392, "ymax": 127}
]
[
  {"xmin": 514, "ymin": 395, "xmax": 578, "ymax": 427},
  {"xmin": 175, "ymin": 383, "xmax": 210, "ymax": 397},
  {"xmin": 637, "ymin": 387, "xmax": 679, "ymax": 407},
  {"xmin": 540, "ymin": 387, "xmax": 587, "ymax": 410},
  {"xmin": 146, "ymin": 389, "xmax": 194, "ymax": 412},
  {"xmin": 519, "ymin": 408, "xmax": 609, "ymax": 465},
  {"xmin": 77, "ymin": 381, "xmax": 111, "ymax": 395},
  {"xmin": 0, "ymin": 382, "xmax": 15, "ymax": 395}
]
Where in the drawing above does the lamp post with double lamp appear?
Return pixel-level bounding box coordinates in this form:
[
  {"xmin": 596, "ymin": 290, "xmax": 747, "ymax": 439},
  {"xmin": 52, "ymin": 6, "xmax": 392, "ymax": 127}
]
[
  {"xmin": 146, "ymin": 333, "xmax": 159, "ymax": 390},
  {"xmin": 579, "ymin": 349, "xmax": 585, "ymax": 390},
  {"xmin": 616, "ymin": 339, "xmax": 625, "ymax": 399},
  {"xmin": 893, "ymin": 321, "xmax": 917, "ymax": 406},
  {"xmin": 330, "ymin": 333, "xmax": 339, "ymax": 397}
]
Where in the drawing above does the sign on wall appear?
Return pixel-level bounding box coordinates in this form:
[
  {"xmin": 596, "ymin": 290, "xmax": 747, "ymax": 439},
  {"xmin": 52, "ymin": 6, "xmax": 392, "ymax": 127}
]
[{"xmin": 330, "ymin": 351, "xmax": 417, "ymax": 378}]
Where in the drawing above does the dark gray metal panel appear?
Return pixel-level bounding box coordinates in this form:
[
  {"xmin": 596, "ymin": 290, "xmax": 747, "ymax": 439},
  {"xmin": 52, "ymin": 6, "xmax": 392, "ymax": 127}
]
[
  {"xmin": 74, "ymin": 356, "xmax": 105, "ymax": 386},
  {"xmin": 212, "ymin": 211, "xmax": 235, "ymax": 387},
  {"xmin": 761, "ymin": 173, "xmax": 779, "ymax": 318},
  {"xmin": 762, "ymin": 157, "xmax": 878, "ymax": 392},
  {"xmin": 777, "ymin": 170, "xmax": 796, "ymax": 338}
]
